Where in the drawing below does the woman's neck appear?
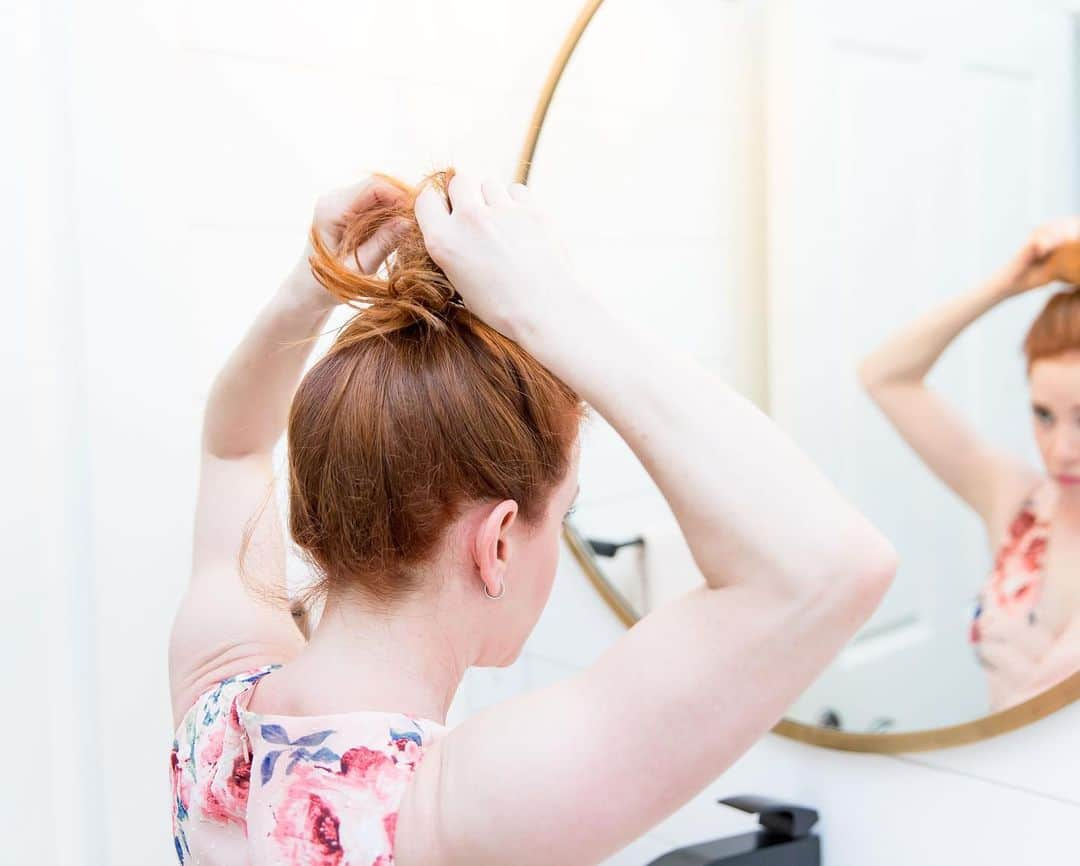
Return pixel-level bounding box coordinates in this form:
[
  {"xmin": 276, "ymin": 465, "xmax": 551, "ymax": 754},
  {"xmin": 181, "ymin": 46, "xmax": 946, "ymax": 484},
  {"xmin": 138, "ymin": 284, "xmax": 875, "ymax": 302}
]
[{"xmin": 270, "ymin": 586, "xmax": 474, "ymax": 725}]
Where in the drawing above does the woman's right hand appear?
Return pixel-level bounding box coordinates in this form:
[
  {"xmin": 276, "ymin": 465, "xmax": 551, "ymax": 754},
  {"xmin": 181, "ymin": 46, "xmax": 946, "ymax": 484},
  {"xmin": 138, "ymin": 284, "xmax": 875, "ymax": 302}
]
[
  {"xmin": 413, "ymin": 172, "xmax": 582, "ymax": 341},
  {"xmin": 996, "ymin": 216, "xmax": 1080, "ymax": 296}
]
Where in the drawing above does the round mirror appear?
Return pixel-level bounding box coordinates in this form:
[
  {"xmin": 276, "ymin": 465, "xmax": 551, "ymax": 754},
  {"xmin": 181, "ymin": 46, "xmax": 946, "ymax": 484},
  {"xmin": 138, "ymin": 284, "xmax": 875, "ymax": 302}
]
[{"xmin": 518, "ymin": 0, "xmax": 1080, "ymax": 751}]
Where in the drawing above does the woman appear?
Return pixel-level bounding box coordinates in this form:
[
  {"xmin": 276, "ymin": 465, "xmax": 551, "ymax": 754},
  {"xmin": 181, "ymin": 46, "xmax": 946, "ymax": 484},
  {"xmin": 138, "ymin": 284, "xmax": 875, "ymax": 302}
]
[
  {"xmin": 859, "ymin": 217, "xmax": 1080, "ymax": 714},
  {"xmin": 168, "ymin": 169, "xmax": 897, "ymax": 866}
]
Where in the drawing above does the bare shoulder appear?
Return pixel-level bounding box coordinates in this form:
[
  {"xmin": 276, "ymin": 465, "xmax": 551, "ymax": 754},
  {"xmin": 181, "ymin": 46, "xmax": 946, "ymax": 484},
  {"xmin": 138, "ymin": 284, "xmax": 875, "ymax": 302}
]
[
  {"xmin": 390, "ymin": 579, "xmax": 886, "ymax": 866},
  {"xmin": 393, "ymin": 730, "xmax": 450, "ymax": 866}
]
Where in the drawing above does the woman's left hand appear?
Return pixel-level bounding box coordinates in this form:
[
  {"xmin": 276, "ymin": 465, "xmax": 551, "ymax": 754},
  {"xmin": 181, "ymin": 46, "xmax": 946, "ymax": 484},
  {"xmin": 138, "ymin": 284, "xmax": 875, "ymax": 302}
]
[
  {"xmin": 283, "ymin": 176, "xmax": 411, "ymax": 310},
  {"xmin": 996, "ymin": 216, "xmax": 1080, "ymax": 296}
]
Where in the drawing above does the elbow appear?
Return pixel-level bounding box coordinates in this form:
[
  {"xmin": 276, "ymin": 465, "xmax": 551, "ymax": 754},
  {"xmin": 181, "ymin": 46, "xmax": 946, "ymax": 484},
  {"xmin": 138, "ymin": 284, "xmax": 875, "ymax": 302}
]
[
  {"xmin": 199, "ymin": 423, "xmax": 235, "ymax": 460},
  {"xmin": 851, "ymin": 535, "xmax": 899, "ymax": 610},
  {"xmin": 811, "ymin": 524, "xmax": 899, "ymax": 619},
  {"xmin": 857, "ymin": 356, "xmax": 921, "ymax": 403},
  {"xmin": 200, "ymin": 415, "xmax": 269, "ymax": 460},
  {"xmin": 856, "ymin": 356, "xmax": 885, "ymax": 397},
  {"xmin": 855, "ymin": 357, "xmax": 872, "ymax": 390}
]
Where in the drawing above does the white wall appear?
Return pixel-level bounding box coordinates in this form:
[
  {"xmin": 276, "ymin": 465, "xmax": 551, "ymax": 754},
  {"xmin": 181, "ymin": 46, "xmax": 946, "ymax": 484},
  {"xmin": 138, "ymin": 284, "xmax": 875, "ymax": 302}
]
[
  {"xmin": 2, "ymin": 0, "xmax": 104, "ymax": 863},
  {"xmin": 4, "ymin": 1, "xmax": 1078, "ymax": 864}
]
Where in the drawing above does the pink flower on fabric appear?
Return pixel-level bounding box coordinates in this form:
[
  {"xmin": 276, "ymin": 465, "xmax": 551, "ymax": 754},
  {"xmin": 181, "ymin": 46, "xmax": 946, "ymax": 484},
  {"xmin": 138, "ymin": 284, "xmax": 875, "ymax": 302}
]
[
  {"xmin": 299, "ymin": 793, "xmax": 344, "ymax": 866},
  {"xmin": 340, "ymin": 747, "xmax": 396, "ymax": 787},
  {"xmin": 227, "ymin": 754, "xmax": 252, "ymax": 804},
  {"xmin": 201, "ymin": 783, "xmax": 234, "ymax": 825},
  {"xmin": 383, "ymin": 811, "xmax": 398, "ymax": 850},
  {"xmin": 391, "ymin": 736, "xmax": 423, "ymax": 767},
  {"xmin": 1009, "ymin": 509, "xmax": 1035, "ymax": 540},
  {"xmin": 269, "ymin": 748, "xmax": 415, "ymax": 862},
  {"xmin": 1021, "ymin": 536, "xmax": 1047, "ymax": 574},
  {"xmin": 991, "ymin": 571, "xmax": 1039, "ymax": 614},
  {"xmin": 198, "ymin": 724, "xmax": 225, "ymax": 767},
  {"xmin": 343, "ymin": 747, "xmax": 417, "ymax": 807},
  {"xmin": 988, "ymin": 506, "xmax": 1048, "ymax": 615},
  {"xmin": 196, "ymin": 721, "xmax": 252, "ymax": 827}
]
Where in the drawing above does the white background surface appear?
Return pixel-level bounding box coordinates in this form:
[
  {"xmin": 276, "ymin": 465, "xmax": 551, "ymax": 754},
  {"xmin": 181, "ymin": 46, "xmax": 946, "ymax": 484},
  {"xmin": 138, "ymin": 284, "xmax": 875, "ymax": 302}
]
[{"xmin": 3, "ymin": 1, "xmax": 1079, "ymax": 864}]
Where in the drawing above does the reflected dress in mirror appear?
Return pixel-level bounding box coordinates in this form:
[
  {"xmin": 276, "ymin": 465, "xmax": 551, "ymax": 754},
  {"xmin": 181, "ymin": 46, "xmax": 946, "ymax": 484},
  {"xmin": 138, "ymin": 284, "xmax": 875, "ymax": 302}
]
[{"xmin": 971, "ymin": 479, "xmax": 1080, "ymax": 711}]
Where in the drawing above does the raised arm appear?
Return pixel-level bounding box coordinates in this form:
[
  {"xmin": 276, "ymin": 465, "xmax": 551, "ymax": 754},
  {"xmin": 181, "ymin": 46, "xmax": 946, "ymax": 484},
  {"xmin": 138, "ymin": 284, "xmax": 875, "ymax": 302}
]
[
  {"xmin": 394, "ymin": 174, "xmax": 899, "ymax": 866},
  {"xmin": 857, "ymin": 220, "xmax": 1080, "ymax": 531},
  {"xmin": 167, "ymin": 179, "xmax": 410, "ymax": 726}
]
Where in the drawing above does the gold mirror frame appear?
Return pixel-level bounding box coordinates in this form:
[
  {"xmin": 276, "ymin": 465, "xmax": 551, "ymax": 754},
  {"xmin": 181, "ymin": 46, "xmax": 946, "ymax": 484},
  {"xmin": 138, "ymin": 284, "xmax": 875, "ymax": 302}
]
[{"xmin": 515, "ymin": 0, "xmax": 1080, "ymax": 753}]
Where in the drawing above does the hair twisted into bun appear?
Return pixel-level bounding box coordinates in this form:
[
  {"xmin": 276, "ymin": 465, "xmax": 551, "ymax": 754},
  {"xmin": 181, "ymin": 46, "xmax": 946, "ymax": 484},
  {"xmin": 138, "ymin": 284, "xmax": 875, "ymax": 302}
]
[
  {"xmin": 251, "ymin": 168, "xmax": 586, "ymax": 611},
  {"xmin": 307, "ymin": 168, "xmax": 470, "ymax": 341}
]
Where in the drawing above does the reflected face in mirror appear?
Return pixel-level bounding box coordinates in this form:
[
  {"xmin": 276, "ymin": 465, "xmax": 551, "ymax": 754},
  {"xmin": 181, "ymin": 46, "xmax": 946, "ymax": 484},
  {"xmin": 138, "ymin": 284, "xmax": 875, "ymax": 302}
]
[{"xmin": 1030, "ymin": 352, "xmax": 1080, "ymax": 488}]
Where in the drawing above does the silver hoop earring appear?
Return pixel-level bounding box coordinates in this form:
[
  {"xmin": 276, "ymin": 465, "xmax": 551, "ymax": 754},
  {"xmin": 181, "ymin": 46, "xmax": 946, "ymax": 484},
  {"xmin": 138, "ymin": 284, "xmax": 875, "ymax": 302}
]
[{"xmin": 483, "ymin": 580, "xmax": 505, "ymax": 600}]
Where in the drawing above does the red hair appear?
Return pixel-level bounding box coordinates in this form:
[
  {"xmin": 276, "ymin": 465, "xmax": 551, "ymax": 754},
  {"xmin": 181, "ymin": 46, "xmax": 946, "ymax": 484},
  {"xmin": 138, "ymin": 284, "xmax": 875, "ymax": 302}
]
[
  {"xmin": 1023, "ymin": 287, "xmax": 1080, "ymax": 373},
  {"xmin": 242, "ymin": 169, "xmax": 586, "ymax": 609}
]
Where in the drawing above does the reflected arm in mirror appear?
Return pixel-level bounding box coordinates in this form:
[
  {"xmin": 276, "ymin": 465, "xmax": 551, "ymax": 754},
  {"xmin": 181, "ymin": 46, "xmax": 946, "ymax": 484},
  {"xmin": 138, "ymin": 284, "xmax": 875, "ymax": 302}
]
[{"xmin": 856, "ymin": 249, "xmax": 1055, "ymax": 537}]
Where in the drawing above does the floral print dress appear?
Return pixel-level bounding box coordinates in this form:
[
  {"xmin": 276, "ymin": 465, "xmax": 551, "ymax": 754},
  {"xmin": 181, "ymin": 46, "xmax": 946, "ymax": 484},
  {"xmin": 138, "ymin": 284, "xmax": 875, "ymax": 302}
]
[
  {"xmin": 170, "ymin": 664, "xmax": 449, "ymax": 865},
  {"xmin": 969, "ymin": 478, "xmax": 1079, "ymax": 711}
]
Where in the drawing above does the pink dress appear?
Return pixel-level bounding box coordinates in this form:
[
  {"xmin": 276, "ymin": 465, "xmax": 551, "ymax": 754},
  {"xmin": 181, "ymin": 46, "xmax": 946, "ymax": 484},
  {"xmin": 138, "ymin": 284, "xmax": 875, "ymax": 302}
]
[
  {"xmin": 970, "ymin": 479, "xmax": 1080, "ymax": 711},
  {"xmin": 169, "ymin": 664, "xmax": 449, "ymax": 865}
]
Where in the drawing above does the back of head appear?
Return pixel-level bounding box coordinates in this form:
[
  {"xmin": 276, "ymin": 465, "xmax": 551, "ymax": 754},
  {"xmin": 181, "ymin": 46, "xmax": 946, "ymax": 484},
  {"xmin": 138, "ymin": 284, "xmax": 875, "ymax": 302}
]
[
  {"xmin": 284, "ymin": 169, "xmax": 586, "ymax": 608},
  {"xmin": 1023, "ymin": 286, "xmax": 1080, "ymax": 373}
]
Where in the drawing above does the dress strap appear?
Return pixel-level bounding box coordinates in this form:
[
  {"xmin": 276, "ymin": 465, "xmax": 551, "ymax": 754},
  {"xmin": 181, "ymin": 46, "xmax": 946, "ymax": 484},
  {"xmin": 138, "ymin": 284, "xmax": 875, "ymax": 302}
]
[{"xmin": 232, "ymin": 664, "xmax": 280, "ymax": 763}]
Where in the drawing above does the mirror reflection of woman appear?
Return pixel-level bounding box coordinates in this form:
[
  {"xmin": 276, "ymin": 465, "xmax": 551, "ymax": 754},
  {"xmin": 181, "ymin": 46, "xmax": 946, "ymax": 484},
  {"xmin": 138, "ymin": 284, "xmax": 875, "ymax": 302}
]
[{"xmin": 860, "ymin": 218, "xmax": 1080, "ymax": 713}]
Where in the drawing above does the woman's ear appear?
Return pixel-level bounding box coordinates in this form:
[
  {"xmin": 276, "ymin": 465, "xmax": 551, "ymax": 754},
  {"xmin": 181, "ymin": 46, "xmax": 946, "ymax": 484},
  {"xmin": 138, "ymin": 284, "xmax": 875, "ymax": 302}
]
[{"xmin": 473, "ymin": 500, "xmax": 518, "ymax": 596}]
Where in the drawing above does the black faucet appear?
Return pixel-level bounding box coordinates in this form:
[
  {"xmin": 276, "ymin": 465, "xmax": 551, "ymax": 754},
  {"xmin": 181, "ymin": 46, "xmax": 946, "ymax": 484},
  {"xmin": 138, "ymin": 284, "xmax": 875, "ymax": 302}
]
[{"xmin": 645, "ymin": 794, "xmax": 820, "ymax": 865}]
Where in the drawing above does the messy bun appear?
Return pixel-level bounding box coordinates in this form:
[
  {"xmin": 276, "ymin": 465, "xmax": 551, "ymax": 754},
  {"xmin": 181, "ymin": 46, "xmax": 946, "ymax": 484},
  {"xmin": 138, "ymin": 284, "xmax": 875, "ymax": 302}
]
[
  {"xmin": 307, "ymin": 169, "xmax": 470, "ymax": 340},
  {"xmin": 273, "ymin": 168, "xmax": 586, "ymax": 609}
]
